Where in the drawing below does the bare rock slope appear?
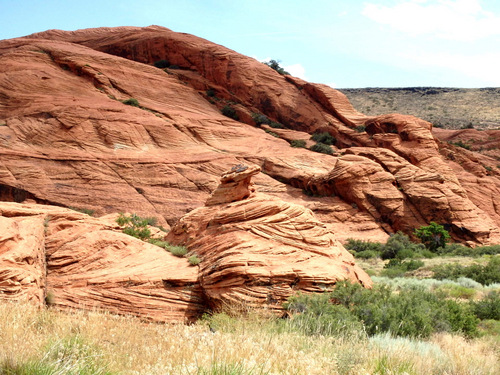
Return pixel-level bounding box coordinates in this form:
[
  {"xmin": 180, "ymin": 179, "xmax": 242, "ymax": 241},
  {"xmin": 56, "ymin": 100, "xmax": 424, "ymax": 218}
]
[{"xmin": 1, "ymin": 25, "xmax": 499, "ymax": 245}]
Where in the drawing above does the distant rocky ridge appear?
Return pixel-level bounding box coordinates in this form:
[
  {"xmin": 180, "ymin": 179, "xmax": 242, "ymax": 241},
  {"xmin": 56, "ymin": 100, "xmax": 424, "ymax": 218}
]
[{"xmin": 340, "ymin": 87, "xmax": 500, "ymax": 130}]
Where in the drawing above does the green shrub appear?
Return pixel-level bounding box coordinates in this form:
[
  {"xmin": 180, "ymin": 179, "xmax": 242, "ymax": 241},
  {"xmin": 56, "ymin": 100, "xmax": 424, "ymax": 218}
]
[
  {"xmin": 221, "ymin": 105, "xmax": 239, "ymax": 120},
  {"xmin": 289, "ymin": 139, "xmax": 306, "ymax": 148},
  {"xmin": 269, "ymin": 121, "xmax": 286, "ymax": 129},
  {"xmin": 311, "ymin": 132, "xmax": 336, "ymax": 145},
  {"xmin": 251, "ymin": 113, "xmax": 270, "ymax": 126},
  {"xmin": 116, "ymin": 213, "xmax": 158, "ymax": 241},
  {"xmin": 355, "ymin": 250, "xmax": 381, "ymax": 259},
  {"xmin": 285, "ymin": 292, "xmax": 364, "ymax": 337},
  {"xmin": 446, "ymin": 244, "xmax": 500, "ymax": 257},
  {"xmin": 263, "ymin": 59, "xmax": 290, "ymax": 75},
  {"xmin": 355, "ymin": 125, "xmax": 366, "ymax": 133},
  {"xmin": 345, "ymin": 239, "xmax": 382, "ymax": 259},
  {"xmin": 432, "ymin": 257, "xmax": 500, "ymax": 285},
  {"xmin": 264, "ymin": 129, "xmax": 280, "ymax": 138},
  {"xmin": 449, "ymin": 140, "xmax": 471, "ymax": 150},
  {"xmin": 381, "ymin": 232, "xmax": 425, "ymax": 260},
  {"xmin": 122, "ymin": 98, "xmax": 140, "ymax": 107},
  {"xmin": 309, "ymin": 143, "xmax": 333, "ymax": 155},
  {"xmin": 345, "ymin": 239, "xmax": 383, "ymax": 253},
  {"xmin": 153, "ymin": 59, "xmax": 170, "ymax": 68},
  {"xmin": 188, "ymin": 255, "xmax": 201, "ymax": 266},
  {"xmin": 168, "ymin": 245, "xmax": 188, "ymax": 257},
  {"xmin": 414, "ymin": 222, "xmax": 450, "ymax": 252},
  {"xmin": 206, "ymin": 88, "xmax": 216, "ymax": 97}
]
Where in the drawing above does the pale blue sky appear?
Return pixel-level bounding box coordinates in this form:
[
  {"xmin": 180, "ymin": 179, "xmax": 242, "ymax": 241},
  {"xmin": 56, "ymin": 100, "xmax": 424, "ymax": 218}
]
[{"xmin": 1, "ymin": 0, "xmax": 499, "ymax": 88}]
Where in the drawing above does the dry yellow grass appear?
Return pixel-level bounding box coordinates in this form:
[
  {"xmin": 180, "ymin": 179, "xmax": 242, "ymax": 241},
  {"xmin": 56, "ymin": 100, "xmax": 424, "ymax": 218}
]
[{"xmin": 1, "ymin": 301, "xmax": 499, "ymax": 374}]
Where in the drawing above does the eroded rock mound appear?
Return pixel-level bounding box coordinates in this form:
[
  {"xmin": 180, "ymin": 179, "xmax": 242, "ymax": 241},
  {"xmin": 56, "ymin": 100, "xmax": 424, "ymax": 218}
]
[
  {"xmin": 1, "ymin": 166, "xmax": 371, "ymax": 321},
  {"xmin": 0, "ymin": 203, "xmax": 203, "ymax": 322},
  {"xmin": 168, "ymin": 166, "xmax": 372, "ymax": 311}
]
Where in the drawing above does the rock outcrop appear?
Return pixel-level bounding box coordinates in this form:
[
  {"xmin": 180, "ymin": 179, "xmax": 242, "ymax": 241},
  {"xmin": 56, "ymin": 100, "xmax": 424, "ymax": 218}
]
[
  {"xmin": 0, "ymin": 203, "xmax": 203, "ymax": 322},
  {"xmin": 1, "ymin": 166, "xmax": 371, "ymax": 320},
  {"xmin": 0, "ymin": 26, "xmax": 499, "ymax": 245}
]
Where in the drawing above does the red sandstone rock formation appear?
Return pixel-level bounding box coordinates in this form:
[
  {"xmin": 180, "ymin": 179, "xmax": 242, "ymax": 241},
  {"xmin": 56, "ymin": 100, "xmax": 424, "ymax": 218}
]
[
  {"xmin": 0, "ymin": 166, "xmax": 371, "ymax": 320},
  {"xmin": 0, "ymin": 25, "xmax": 499, "ymax": 246}
]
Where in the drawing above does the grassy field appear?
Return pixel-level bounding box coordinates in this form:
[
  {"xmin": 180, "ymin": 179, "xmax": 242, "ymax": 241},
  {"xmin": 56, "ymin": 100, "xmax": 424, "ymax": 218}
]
[
  {"xmin": 1, "ymin": 287, "xmax": 499, "ymax": 375},
  {"xmin": 339, "ymin": 87, "xmax": 500, "ymax": 130}
]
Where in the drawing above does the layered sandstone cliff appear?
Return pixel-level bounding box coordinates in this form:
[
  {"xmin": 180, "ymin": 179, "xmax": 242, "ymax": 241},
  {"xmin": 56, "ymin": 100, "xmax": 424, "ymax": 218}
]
[{"xmin": 1, "ymin": 26, "xmax": 498, "ymax": 245}]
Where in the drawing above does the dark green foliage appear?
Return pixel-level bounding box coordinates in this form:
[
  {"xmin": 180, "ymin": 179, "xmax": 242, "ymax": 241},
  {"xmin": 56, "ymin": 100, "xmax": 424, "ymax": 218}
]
[
  {"xmin": 116, "ymin": 213, "xmax": 157, "ymax": 241},
  {"xmin": 440, "ymin": 243, "xmax": 500, "ymax": 256},
  {"xmin": 381, "ymin": 232, "xmax": 425, "ymax": 260},
  {"xmin": 311, "ymin": 132, "xmax": 336, "ymax": 145},
  {"xmin": 269, "ymin": 121, "xmax": 286, "ymax": 129},
  {"xmin": 264, "ymin": 129, "xmax": 280, "ymax": 138},
  {"xmin": 309, "ymin": 143, "xmax": 333, "ymax": 155},
  {"xmin": 122, "ymin": 98, "xmax": 140, "ymax": 107},
  {"xmin": 69, "ymin": 207, "xmax": 95, "ymax": 216},
  {"xmin": 354, "ymin": 250, "xmax": 381, "ymax": 259},
  {"xmin": 381, "ymin": 259, "xmax": 424, "ymax": 278},
  {"xmin": 345, "ymin": 239, "xmax": 382, "ymax": 259},
  {"xmin": 355, "ymin": 125, "xmax": 366, "ymax": 133},
  {"xmin": 188, "ymin": 255, "xmax": 201, "ymax": 266},
  {"xmin": 285, "ymin": 292, "xmax": 364, "ymax": 337},
  {"xmin": 289, "ymin": 139, "xmax": 306, "ymax": 148},
  {"xmin": 414, "ymin": 222, "xmax": 450, "ymax": 252},
  {"xmin": 472, "ymin": 291, "xmax": 500, "ymax": 320},
  {"xmin": 221, "ymin": 105, "xmax": 239, "ymax": 120},
  {"xmin": 206, "ymin": 88, "xmax": 216, "ymax": 97},
  {"xmin": 251, "ymin": 113, "xmax": 270, "ymax": 126},
  {"xmin": 264, "ymin": 59, "xmax": 290, "ymax": 75},
  {"xmin": 153, "ymin": 59, "xmax": 170, "ymax": 68},
  {"xmin": 287, "ymin": 281, "xmax": 479, "ymax": 338},
  {"xmin": 345, "ymin": 239, "xmax": 383, "ymax": 253},
  {"xmin": 449, "ymin": 140, "xmax": 471, "ymax": 150},
  {"xmin": 432, "ymin": 256, "xmax": 500, "ymax": 285}
]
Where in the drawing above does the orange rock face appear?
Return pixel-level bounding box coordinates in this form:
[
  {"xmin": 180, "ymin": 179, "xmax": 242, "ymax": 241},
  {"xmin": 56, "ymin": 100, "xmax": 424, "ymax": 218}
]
[
  {"xmin": 0, "ymin": 166, "xmax": 371, "ymax": 320},
  {"xmin": 0, "ymin": 25, "xmax": 500, "ymax": 319},
  {"xmin": 0, "ymin": 203, "xmax": 203, "ymax": 322},
  {"xmin": 1, "ymin": 26, "xmax": 499, "ymax": 244}
]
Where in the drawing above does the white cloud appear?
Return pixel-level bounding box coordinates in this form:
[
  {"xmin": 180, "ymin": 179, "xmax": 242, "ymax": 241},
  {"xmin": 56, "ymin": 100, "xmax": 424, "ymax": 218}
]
[
  {"xmin": 283, "ymin": 63, "xmax": 307, "ymax": 79},
  {"xmin": 362, "ymin": 0, "xmax": 500, "ymax": 41},
  {"xmin": 400, "ymin": 50, "xmax": 500, "ymax": 85}
]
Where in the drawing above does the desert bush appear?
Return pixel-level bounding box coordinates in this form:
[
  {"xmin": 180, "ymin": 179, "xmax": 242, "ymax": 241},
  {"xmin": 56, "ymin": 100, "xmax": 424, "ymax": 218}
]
[
  {"xmin": 268, "ymin": 121, "xmax": 286, "ymax": 129},
  {"xmin": 264, "ymin": 129, "xmax": 280, "ymax": 138},
  {"xmin": 289, "ymin": 139, "xmax": 306, "ymax": 148},
  {"xmin": 381, "ymin": 232, "xmax": 425, "ymax": 260},
  {"xmin": 432, "ymin": 257, "xmax": 500, "ymax": 285},
  {"xmin": 414, "ymin": 222, "xmax": 450, "ymax": 252},
  {"xmin": 188, "ymin": 255, "xmax": 201, "ymax": 266},
  {"xmin": 441, "ymin": 242, "xmax": 500, "ymax": 257},
  {"xmin": 221, "ymin": 105, "xmax": 239, "ymax": 120},
  {"xmin": 122, "ymin": 98, "xmax": 140, "ymax": 107},
  {"xmin": 449, "ymin": 140, "xmax": 471, "ymax": 150},
  {"xmin": 251, "ymin": 113, "xmax": 270, "ymax": 126},
  {"xmin": 355, "ymin": 125, "xmax": 366, "ymax": 133},
  {"xmin": 287, "ymin": 280, "xmax": 479, "ymax": 338},
  {"xmin": 309, "ymin": 143, "xmax": 333, "ymax": 155},
  {"xmin": 345, "ymin": 239, "xmax": 382, "ymax": 259},
  {"xmin": 472, "ymin": 291, "xmax": 500, "ymax": 320},
  {"xmin": 285, "ymin": 292, "xmax": 365, "ymax": 337},
  {"xmin": 116, "ymin": 213, "xmax": 153, "ymax": 241},
  {"xmin": 263, "ymin": 59, "xmax": 289, "ymax": 75},
  {"xmin": 311, "ymin": 132, "xmax": 336, "ymax": 145},
  {"xmin": 153, "ymin": 59, "xmax": 170, "ymax": 68},
  {"xmin": 167, "ymin": 245, "xmax": 188, "ymax": 257}
]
